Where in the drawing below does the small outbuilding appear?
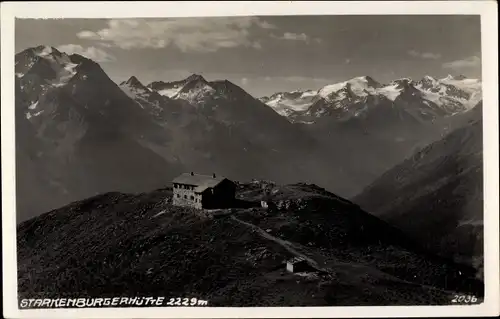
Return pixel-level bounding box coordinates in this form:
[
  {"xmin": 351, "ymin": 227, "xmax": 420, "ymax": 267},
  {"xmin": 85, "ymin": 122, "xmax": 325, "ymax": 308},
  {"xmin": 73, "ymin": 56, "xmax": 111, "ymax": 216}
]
[
  {"xmin": 260, "ymin": 194, "xmax": 276, "ymax": 210},
  {"xmin": 286, "ymin": 257, "xmax": 309, "ymax": 273}
]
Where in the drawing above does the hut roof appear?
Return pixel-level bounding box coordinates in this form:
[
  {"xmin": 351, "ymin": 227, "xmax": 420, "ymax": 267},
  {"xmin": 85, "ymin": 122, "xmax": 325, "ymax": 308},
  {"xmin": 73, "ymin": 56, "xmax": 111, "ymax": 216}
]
[
  {"xmin": 172, "ymin": 173, "xmax": 233, "ymax": 193},
  {"xmin": 287, "ymin": 257, "xmax": 307, "ymax": 264}
]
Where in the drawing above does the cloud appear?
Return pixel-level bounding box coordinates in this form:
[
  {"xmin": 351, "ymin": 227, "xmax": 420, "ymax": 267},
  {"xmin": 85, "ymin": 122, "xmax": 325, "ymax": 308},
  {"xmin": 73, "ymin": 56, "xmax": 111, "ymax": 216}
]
[
  {"xmin": 97, "ymin": 42, "xmax": 113, "ymax": 48},
  {"xmin": 56, "ymin": 44, "xmax": 115, "ymax": 62},
  {"xmin": 76, "ymin": 17, "xmax": 275, "ymax": 53},
  {"xmin": 282, "ymin": 32, "xmax": 309, "ymax": 41},
  {"xmin": 442, "ymin": 56, "xmax": 481, "ymax": 69},
  {"xmin": 407, "ymin": 50, "xmax": 442, "ymax": 59},
  {"xmin": 272, "ymin": 32, "xmax": 322, "ymax": 44}
]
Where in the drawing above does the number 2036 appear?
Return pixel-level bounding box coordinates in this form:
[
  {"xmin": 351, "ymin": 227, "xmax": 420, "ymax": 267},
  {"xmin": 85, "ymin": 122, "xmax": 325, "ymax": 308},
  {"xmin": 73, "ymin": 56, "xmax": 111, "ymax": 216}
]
[{"xmin": 451, "ymin": 295, "xmax": 478, "ymax": 304}]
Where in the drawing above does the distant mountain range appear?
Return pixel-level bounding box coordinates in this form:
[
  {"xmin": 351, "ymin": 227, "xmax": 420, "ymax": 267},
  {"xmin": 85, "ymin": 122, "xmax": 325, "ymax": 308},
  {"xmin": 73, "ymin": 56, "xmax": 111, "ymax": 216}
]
[
  {"xmin": 259, "ymin": 75, "xmax": 482, "ymax": 125},
  {"xmin": 15, "ymin": 45, "xmax": 483, "ymax": 229}
]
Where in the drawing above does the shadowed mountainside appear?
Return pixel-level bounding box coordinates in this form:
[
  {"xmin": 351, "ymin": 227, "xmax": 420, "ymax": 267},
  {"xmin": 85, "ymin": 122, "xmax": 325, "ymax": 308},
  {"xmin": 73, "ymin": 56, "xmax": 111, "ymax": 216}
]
[{"xmin": 353, "ymin": 104, "xmax": 484, "ymax": 276}]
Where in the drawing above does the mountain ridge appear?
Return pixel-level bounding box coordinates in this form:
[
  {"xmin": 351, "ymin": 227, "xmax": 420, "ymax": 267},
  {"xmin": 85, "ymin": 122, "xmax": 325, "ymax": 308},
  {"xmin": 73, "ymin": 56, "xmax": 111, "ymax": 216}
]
[{"xmin": 259, "ymin": 74, "xmax": 482, "ymax": 124}]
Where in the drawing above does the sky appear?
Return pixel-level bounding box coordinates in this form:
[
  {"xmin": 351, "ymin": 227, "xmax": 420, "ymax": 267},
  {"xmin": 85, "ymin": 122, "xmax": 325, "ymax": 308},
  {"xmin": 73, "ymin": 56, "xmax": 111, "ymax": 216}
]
[{"xmin": 15, "ymin": 15, "xmax": 482, "ymax": 97}]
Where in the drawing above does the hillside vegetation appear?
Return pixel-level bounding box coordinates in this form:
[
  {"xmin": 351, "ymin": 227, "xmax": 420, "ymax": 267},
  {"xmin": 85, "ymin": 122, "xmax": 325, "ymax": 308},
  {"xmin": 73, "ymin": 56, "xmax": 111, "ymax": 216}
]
[{"xmin": 17, "ymin": 182, "xmax": 483, "ymax": 306}]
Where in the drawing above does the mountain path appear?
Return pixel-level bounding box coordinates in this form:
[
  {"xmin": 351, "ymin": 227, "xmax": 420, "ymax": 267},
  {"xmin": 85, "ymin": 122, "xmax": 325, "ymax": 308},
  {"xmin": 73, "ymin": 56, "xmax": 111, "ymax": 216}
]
[
  {"xmin": 229, "ymin": 214, "xmax": 460, "ymax": 295},
  {"xmin": 229, "ymin": 215, "xmax": 329, "ymax": 273}
]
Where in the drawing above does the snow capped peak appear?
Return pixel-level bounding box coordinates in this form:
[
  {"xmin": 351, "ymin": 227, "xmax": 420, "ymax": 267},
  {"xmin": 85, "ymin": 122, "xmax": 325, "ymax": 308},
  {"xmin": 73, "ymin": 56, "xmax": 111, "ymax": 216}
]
[
  {"xmin": 422, "ymin": 75, "xmax": 437, "ymax": 82},
  {"xmin": 443, "ymin": 74, "xmax": 457, "ymax": 81},
  {"xmin": 17, "ymin": 45, "xmax": 65, "ymax": 62},
  {"xmin": 15, "ymin": 44, "xmax": 79, "ymax": 88},
  {"xmin": 352, "ymin": 75, "xmax": 381, "ymax": 87},
  {"xmin": 33, "ymin": 45, "xmax": 57, "ymax": 55},
  {"xmin": 148, "ymin": 74, "xmax": 210, "ymax": 98},
  {"xmin": 417, "ymin": 76, "xmax": 439, "ymax": 91},
  {"xmin": 122, "ymin": 76, "xmax": 145, "ymax": 88},
  {"xmin": 318, "ymin": 76, "xmax": 381, "ymax": 100},
  {"xmin": 392, "ymin": 77, "xmax": 413, "ymax": 84},
  {"xmin": 261, "ymin": 74, "xmax": 482, "ymax": 121},
  {"xmin": 441, "ymin": 74, "xmax": 468, "ymax": 82},
  {"xmin": 391, "ymin": 78, "xmax": 417, "ymax": 91},
  {"xmin": 443, "ymin": 74, "xmax": 463, "ymax": 81},
  {"xmin": 185, "ymin": 74, "xmax": 206, "ymax": 83}
]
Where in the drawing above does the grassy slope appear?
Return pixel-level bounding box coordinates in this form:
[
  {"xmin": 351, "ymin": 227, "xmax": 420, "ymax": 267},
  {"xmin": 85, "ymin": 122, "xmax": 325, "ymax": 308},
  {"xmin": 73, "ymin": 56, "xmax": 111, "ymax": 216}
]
[{"xmin": 17, "ymin": 184, "xmax": 483, "ymax": 306}]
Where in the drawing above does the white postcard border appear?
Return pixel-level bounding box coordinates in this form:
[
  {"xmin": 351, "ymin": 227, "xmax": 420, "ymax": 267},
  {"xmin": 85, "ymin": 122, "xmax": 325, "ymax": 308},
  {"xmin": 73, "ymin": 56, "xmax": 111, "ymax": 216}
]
[{"xmin": 2, "ymin": 1, "xmax": 499, "ymax": 318}]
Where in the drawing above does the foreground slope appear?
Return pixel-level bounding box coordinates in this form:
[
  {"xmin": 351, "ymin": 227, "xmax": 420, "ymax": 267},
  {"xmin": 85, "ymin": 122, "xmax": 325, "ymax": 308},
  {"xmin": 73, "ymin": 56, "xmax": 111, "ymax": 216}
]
[
  {"xmin": 18, "ymin": 183, "xmax": 483, "ymax": 306},
  {"xmin": 353, "ymin": 104, "xmax": 483, "ymax": 275}
]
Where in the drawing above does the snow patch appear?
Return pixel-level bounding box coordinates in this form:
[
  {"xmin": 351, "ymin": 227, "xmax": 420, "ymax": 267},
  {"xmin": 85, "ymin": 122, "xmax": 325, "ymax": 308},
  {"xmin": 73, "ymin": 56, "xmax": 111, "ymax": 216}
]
[
  {"xmin": 50, "ymin": 62, "xmax": 78, "ymax": 87},
  {"xmin": 158, "ymin": 87, "xmax": 182, "ymax": 98},
  {"xmin": 174, "ymin": 82, "xmax": 216, "ymax": 102},
  {"xmin": 25, "ymin": 110, "xmax": 44, "ymax": 119},
  {"xmin": 301, "ymin": 90, "xmax": 318, "ymax": 98},
  {"xmin": 439, "ymin": 77, "xmax": 481, "ymax": 94},
  {"xmin": 318, "ymin": 82, "xmax": 346, "ymax": 98},
  {"xmin": 318, "ymin": 76, "xmax": 377, "ymax": 100},
  {"xmin": 377, "ymin": 84, "xmax": 401, "ymax": 101},
  {"xmin": 28, "ymin": 101, "xmax": 39, "ymax": 110},
  {"xmin": 36, "ymin": 46, "xmax": 53, "ymax": 57}
]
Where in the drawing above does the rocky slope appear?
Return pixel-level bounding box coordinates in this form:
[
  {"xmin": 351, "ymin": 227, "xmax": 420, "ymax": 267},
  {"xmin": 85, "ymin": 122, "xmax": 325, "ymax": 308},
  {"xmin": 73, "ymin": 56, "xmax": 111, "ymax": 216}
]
[{"xmin": 17, "ymin": 182, "xmax": 483, "ymax": 306}]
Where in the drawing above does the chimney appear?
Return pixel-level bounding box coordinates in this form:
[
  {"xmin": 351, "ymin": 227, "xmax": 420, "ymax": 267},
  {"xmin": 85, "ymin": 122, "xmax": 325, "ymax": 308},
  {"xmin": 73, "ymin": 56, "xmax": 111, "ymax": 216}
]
[
  {"xmin": 190, "ymin": 172, "xmax": 194, "ymax": 176},
  {"xmin": 213, "ymin": 173, "xmax": 216, "ymax": 178}
]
